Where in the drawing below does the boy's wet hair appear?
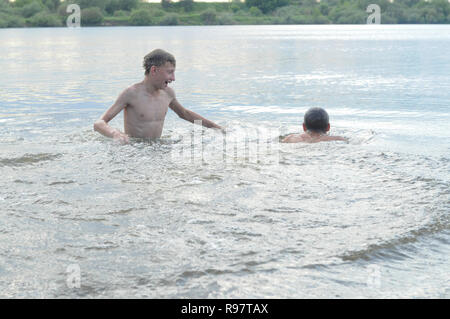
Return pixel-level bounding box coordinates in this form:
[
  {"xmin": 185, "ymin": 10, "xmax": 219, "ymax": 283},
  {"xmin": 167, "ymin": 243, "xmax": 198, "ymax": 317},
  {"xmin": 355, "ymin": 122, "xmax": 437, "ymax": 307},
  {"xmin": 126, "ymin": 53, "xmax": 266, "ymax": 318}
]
[
  {"xmin": 304, "ymin": 107, "xmax": 329, "ymax": 133},
  {"xmin": 143, "ymin": 49, "xmax": 176, "ymax": 75}
]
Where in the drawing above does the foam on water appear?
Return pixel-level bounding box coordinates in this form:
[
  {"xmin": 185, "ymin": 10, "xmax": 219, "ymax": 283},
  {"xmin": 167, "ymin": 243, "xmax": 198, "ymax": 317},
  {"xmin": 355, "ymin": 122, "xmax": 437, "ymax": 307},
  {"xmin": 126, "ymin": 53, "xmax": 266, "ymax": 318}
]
[{"xmin": 2, "ymin": 123, "xmax": 448, "ymax": 298}]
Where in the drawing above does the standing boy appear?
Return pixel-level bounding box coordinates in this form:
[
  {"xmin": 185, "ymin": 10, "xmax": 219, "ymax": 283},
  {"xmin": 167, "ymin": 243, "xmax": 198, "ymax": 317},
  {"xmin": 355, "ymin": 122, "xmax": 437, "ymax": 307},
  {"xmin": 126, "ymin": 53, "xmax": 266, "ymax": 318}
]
[{"xmin": 94, "ymin": 49, "xmax": 222, "ymax": 143}]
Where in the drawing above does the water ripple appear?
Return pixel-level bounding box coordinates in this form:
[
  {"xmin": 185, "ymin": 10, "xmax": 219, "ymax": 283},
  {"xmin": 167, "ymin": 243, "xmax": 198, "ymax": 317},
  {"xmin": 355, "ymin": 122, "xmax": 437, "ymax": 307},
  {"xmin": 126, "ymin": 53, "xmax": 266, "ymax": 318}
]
[{"xmin": 0, "ymin": 153, "xmax": 62, "ymax": 167}]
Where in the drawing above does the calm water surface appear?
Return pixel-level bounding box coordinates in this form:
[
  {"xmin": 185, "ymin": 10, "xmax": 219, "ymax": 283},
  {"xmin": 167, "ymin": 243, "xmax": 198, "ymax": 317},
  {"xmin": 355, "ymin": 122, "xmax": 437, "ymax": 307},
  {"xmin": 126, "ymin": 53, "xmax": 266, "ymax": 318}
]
[{"xmin": 0, "ymin": 25, "xmax": 449, "ymax": 298}]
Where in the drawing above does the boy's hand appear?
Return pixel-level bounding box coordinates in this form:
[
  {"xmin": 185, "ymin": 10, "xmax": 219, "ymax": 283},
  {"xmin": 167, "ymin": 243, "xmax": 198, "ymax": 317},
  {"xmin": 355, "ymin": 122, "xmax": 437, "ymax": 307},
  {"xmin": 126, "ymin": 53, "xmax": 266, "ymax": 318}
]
[
  {"xmin": 112, "ymin": 131, "xmax": 130, "ymax": 144},
  {"xmin": 212, "ymin": 124, "xmax": 226, "ymax": 133}
]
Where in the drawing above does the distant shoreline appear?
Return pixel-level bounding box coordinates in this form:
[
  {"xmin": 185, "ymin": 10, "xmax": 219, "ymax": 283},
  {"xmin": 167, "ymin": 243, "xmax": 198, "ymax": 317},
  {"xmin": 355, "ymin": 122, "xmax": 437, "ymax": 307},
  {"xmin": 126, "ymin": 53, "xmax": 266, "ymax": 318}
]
[
  {"xmin": 1, "ymin": 0, "xmax": 449, "ymax": 28},
  {"xmin": 3, "ymin": 23, "xmax": 450, "ymax": 29}
]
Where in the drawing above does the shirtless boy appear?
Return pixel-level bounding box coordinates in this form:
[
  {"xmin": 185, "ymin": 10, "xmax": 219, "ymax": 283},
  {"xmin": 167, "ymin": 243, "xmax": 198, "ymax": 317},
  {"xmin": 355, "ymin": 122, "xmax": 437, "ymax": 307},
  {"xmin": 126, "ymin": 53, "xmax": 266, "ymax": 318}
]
[
  {"xmin": 94, "ymin": 49, "xmax": 222, "ymax": 143},
  {"xmin": 282, "ymin": 107, "xmax": 347, "ymax": 143}
]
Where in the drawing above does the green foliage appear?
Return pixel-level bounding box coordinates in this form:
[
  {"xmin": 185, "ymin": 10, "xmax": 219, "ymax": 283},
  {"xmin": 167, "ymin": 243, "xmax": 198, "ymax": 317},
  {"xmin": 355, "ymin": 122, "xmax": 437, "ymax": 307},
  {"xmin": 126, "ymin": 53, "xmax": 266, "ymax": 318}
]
[
  {"xmin": 249, "ymin": 6, "xmax": 263, "ymax": 17},
  {"xmin": 56, "ymin": 3, "xmax": 69, "ymax": 17},
  {"xmin": 274, "ymin": 5, "xmax": 302, "ymax": 17},
  {"xmin": 319, "ymin": 3, "xmax": 329, "ymax": 16},
  {"xmin": 75, "ymin": 0, "xmax": 107, "ymax": 11},
  {"xmin": 119, "ymin": 0, "xmax": 139, "ymax": 11},
  {"xmin": 130, "ymin": 9, "xmax": 152, "ymax": 25},
  {"xmin": 429, "ymin": 0, "xmax": 450, "ymax": 21},
  {"xmin": 421, "ymin": 6, "xmax": 446, "ymax": 23},
  {"xmin": 21, "ymin": 0, "xmax": 45, "ymax": 18},
  {"xmin": 1, "ymin": 0, "xmax": 450, "ymax": 28},
  {"xmin": 0, "ymin": 11, "xmax": 27, "ymax": 27},
  {"xmin": 336, "ymin": 9, "xmax": 367, "ymax": 24},
  {"xmin": 105, "ymin": 0, "xmax": 121, "ymax": 15},
  {"xmin": 160, "ymin": 13, "xmax": 179, "ymax": 25},
  {"xmin": 329, "ymin": 4, "xmax": 355, "ymax": 23},
  {"xmin": 217, "ymin": 12, "xmax": 235, "ymax": 25},
  {"xmin": 103, "ymin": 15, "xmax": 129, "ymax": 26},
  {"xmin": 433, "ymin": 0, "xmax": 450, "ymax": 16},
  {"xmin": 397, "ymin": 0, "xmax": 421, "ymax": 6},
  {"xmin": 42, "ymin": 0, "xmax": 60, "ymax": 11},
  {"xmin": 104, "ymin": 0, "xmax": 139, "ymax": 15},
  {"xmin": 28, "ymin": 11, "xmax": 62, "ymax": 26},
  {"xmin": 246, "ymin": 0, "xmax": 289, "ymax": 14},
  {"xmin": 384, "ymin": 2, "xmax": 407, "ymax": 23},
  {"xmin": 274, "ymin": 4, "xmax": 328, "ymax": 24},
  {"xmin": 161, "ymin": 0, "xmax": 172, "ymax": 10},
  {"xmin": 230, "ymin": 3, "xmax": 242, "ymax": 13},
  {"xmin": 113, "ymin": 10, "xmax": 129, "ymax": 17},
  {"xmin": 0, "ymin": 14, "xmax": 7, "ymax": 28},
  {"xmin": 81, "ymin": 7, "xmax": 103, "ymax": 26},
  {"xmin": 178, "ymin": 0, "xmax": 194, "ymax": 13},
  {"xmin": 201, "ymin": 8, "xmax": 217, "ymax": 24},
  {"xmin": 152, "ymin": 9, "xmax": 166, "ymax": 17},
  {"xmin": 12, "ymin": 0, "xmax": 36, "ymax": 8}
]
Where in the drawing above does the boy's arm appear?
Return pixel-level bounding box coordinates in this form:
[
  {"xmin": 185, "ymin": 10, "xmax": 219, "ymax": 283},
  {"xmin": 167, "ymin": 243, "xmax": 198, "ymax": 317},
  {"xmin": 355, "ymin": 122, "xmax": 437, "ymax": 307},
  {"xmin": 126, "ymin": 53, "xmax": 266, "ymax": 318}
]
[
  {"xmin": 167, "ymin": 88, "xmax": 222, "ymax": 130},
  {"xmin": 93, "ymin": 88, "xmax": 130, "ymax": 143}
]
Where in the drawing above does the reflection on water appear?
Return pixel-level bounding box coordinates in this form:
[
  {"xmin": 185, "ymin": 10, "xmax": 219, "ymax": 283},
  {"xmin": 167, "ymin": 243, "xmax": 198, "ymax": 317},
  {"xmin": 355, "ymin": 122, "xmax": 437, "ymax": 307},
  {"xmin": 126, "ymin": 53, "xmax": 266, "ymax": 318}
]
[{"xmin": 0, "ymin": 25, "xmax": 449, "ymax": 298}]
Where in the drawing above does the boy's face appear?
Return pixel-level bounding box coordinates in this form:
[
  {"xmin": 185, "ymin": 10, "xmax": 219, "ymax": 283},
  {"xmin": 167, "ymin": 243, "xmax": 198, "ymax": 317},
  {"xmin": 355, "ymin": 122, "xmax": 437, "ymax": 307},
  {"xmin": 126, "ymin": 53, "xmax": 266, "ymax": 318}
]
[{"xmin": 152, "ymin": 62, "xmax": 175, "ymax": 89}]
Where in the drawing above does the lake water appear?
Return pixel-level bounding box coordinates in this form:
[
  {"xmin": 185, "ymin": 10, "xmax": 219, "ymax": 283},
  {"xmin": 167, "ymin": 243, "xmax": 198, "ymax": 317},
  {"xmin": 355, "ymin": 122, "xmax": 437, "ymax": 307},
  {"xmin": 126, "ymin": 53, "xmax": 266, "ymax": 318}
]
[{"xmin": 0, "ymin": 25, "xmax": 449, "ymax": 298}]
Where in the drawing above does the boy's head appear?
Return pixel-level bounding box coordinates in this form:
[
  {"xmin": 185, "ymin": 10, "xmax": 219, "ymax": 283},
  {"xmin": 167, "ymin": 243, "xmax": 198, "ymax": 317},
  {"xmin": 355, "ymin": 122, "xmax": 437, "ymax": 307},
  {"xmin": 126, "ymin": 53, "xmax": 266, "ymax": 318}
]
[
  {"xmin": 303, "ymin": 107, "xmax": 330, "ymax": 133},
  {"xmin": 143, "ymin": 49, "xmax": 176, "ymax": 75}
]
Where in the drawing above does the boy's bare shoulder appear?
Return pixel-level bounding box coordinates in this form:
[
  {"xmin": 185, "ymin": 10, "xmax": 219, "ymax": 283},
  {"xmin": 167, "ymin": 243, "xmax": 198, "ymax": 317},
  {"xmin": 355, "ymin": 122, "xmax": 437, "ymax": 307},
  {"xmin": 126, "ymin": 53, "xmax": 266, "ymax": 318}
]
[
  {"xmin": 281, "ymin": 134, "xmax": 306, "ymax": 143},
  {"xmin": 116, "ymin": 83, "xmax": 140, "ymax": 100},
  {"xmin": 163, "ymin": 86, "xmax": 176, "ymax": 99},
  {"xmin": 120, "ymin": 82, "xmax": 148, "ymax": 104},
  {"xmin": 126, "ymin": 82, "xmax": 144, "ymax": 95}
]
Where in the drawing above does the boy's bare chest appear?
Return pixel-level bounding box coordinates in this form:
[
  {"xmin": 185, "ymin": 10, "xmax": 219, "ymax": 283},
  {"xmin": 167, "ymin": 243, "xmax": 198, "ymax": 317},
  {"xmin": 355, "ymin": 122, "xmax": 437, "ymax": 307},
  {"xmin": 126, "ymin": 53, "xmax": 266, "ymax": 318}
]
[{"xmin": 128, "ymin": 93, "xmax": 170, "ymax": 121}]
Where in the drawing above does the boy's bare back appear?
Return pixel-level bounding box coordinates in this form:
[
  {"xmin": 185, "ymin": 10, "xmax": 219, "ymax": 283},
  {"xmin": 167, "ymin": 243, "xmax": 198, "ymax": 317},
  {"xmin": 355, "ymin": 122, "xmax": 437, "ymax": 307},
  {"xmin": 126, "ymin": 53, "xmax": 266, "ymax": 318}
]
[{"xmin": 282, "ymin": 133, "xmax": 347, "ymax": 143}]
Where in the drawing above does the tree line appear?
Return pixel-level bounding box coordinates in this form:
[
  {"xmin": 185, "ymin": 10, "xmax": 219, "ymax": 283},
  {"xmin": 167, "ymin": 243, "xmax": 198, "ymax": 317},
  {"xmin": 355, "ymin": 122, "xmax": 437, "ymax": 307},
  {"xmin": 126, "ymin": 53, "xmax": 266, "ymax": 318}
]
[{"xmin": 0, "ymin": 0, "xmax": 449, "ymax": 28}]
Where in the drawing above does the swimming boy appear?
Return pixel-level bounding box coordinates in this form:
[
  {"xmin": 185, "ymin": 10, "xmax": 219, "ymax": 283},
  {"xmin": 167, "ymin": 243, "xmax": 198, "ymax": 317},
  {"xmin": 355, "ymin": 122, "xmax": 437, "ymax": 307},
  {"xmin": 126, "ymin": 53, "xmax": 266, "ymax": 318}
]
[
  {"xmin": 282, "ymin": 107, "xmax": 347, "ymax": 143},
  {"xmin": 94, "ymin": 49, "xmax": 222, "ymax": 143}
]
